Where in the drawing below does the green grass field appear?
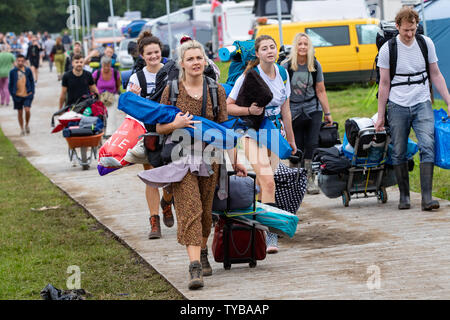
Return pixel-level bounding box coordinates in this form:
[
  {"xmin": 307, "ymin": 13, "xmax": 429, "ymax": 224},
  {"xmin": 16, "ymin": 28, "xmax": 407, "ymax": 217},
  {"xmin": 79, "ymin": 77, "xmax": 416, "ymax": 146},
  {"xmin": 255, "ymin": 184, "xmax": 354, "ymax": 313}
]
[
  {"xmin": 0, "ymin": 128, "xmax": 183, "ymax": 300},
  {"xmin": 217, "ymin": 61, "xmax": 449, "ymax": 200}
]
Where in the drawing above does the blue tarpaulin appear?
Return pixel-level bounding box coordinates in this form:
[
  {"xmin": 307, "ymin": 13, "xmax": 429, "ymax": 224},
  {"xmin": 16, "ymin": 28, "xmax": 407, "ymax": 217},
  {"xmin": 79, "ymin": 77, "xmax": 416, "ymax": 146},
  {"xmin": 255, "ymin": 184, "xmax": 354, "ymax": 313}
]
[
  {"xmin": 118, "ymin": 92, "xmax": 293, "ymax": 158},
  {"xmin": 417, "ymin": 1, "xmax": 450, "ymax": 99}
]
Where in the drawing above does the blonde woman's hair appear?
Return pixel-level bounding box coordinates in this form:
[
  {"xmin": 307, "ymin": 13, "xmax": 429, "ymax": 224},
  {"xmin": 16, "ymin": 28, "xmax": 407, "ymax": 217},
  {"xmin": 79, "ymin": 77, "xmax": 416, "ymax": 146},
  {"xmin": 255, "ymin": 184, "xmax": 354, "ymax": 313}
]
[
  {"xmin": 177, "ymin": 39, "xmax": 208, "ymax": 81},
  {"xmin": 286, "ymin": 33, "xmax": 316, "ymax": 73}
]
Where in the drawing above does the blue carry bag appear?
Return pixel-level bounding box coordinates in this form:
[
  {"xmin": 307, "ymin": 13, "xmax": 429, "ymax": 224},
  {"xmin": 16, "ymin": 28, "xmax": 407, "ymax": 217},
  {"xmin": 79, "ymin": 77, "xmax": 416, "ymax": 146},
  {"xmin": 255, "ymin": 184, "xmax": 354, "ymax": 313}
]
[{"xmin": 434, "ymin": 108, "xmax": 450, "ymax": 169}]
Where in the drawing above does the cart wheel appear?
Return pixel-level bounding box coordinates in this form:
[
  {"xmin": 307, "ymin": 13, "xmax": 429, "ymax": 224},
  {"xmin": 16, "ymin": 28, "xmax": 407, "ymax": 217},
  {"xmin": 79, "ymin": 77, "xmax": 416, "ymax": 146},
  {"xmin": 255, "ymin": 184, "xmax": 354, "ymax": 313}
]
[
  {"xmin": 224, "ymin": 263, "xmax": 231, "ymax": 270},
  {"xmin": 342, "ymin": 190, "xmax": 350, "ymax": 207},
  {"xmin": 80, "ymin": 147, "xmax": 89, "ymax": 170},
  {"xmin": 378, "ymin": 187, "xmax": 388, "ymax": 204},
  {"xmin": 249, "ymin": 261, "xmax": 257, "ymax": 268}
]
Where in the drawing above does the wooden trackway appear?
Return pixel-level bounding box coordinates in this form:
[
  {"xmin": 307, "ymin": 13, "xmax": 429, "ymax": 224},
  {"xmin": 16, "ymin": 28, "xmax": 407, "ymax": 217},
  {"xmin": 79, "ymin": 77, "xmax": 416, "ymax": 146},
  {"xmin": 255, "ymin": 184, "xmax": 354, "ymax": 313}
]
[{"xmin": 1, "ymin": 66, "xmax": 449, "ymax": 300}]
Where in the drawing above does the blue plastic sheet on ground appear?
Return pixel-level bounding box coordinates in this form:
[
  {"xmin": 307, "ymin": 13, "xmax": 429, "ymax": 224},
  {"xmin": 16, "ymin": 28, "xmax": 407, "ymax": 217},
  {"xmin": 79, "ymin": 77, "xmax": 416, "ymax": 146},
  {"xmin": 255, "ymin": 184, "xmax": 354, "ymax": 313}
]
[{"xmin": 434, "ymin": 108, "xmax": 450, "ymax": 169}]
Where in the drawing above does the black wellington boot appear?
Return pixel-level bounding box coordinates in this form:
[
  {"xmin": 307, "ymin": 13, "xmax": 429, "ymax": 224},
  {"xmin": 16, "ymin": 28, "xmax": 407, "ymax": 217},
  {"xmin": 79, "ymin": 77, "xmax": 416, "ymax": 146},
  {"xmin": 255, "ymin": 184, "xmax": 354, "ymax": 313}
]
[
  {"xmin": 393, "ymin": 163, "xmax": 410, "ymax": 210},
  {"xmin": 420, "ymin": 162, "xmax": 440, "ymax": 211}
]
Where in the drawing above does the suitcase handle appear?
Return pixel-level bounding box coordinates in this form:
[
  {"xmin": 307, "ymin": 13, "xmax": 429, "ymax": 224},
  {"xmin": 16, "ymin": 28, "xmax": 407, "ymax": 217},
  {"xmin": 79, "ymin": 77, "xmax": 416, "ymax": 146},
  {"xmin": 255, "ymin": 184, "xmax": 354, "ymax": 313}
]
[{"xmin": 320, "ymin": 121, "xmax": 339, "ymax": 130}]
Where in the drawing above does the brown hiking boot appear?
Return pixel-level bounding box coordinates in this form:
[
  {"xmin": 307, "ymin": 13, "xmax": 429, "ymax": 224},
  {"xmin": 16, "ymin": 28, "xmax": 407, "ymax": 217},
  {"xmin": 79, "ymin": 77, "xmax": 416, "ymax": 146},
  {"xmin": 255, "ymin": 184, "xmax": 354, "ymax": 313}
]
[
  {"xmin": 200, "ymin": 248, "xmax": 212, "ymax": 276},
  {"xmin": 188, "ymin": 260, "xmax": 204, "ymax": 290},
  {"xmin": 160, "ymin": 196, "xmax": 174, "ymax": 228},
  {"xmin": 148, "ymin": 215, "xmax": 161, "ymax": 239}
]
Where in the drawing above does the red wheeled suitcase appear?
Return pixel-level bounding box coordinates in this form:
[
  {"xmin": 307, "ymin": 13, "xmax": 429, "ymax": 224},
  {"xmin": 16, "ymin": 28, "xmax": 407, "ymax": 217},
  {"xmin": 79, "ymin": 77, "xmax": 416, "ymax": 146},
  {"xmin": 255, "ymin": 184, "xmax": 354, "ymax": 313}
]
[
  {"xmin": 212, "ymin": 216, "xmax": 267, "ymax": 270},
  {"xmin": 211, "ymin": 171, "xmax": 267, "ymax": 270}
]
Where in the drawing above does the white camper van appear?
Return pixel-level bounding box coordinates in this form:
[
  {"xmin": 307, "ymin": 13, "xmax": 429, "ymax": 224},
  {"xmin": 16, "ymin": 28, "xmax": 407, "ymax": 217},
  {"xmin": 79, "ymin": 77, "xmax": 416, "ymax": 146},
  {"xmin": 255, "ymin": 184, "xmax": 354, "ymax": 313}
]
[{"xmin": 211, "ymin": 1, "xmax": 255, "ymax": 53}]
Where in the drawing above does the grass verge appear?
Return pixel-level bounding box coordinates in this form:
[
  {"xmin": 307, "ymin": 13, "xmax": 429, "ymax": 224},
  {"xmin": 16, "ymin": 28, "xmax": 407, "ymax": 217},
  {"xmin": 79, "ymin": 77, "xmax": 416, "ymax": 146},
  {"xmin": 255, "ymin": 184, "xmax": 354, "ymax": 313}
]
[
  {"xmin": 216, "ymin": 61, "xmax": 449, "ymax": 200},
  {"xmin": 0, "ymin": 127, "xmax": 184, "ymax": 300}
]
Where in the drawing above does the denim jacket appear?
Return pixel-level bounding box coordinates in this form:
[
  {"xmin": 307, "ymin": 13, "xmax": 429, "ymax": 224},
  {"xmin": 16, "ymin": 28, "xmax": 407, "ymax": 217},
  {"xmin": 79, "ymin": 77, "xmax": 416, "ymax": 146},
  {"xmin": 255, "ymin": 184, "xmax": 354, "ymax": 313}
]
[{"xmin": 8, "ymin": 67, "xmax": 35, "ymax": 99}]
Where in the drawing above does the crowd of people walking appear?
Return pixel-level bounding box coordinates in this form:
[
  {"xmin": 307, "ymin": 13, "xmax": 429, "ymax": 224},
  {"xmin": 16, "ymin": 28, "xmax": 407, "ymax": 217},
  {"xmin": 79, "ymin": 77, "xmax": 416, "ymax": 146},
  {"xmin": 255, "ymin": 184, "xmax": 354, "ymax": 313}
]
[{"xmin": 1, "ymin": 6, "xmax": 448, "ymax": 292}]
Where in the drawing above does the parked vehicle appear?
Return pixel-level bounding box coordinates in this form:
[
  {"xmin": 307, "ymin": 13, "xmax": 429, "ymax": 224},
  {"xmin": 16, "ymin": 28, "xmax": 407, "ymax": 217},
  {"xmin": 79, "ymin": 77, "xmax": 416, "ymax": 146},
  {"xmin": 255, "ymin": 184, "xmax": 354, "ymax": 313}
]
[
  {"xmin": 142, "ymin": 7, "xmax": 194, "ymax": 34},
  {"xmin": 152, "ymin": 20, "xmax": 212, "ymax": 59},
  {"xmin": 211, "ymin": 0, "xmax": 255, "ymax": 53},
  {"xmin": 122, "ymin": 20, "xmax": 148, "ymax": 38},
  {"xmin": 254, "ymin": 18, "xmax": 380, "ymax": 84},
  {"xmin": 91, "ymin": 28, "xmax": 125, "ymax": 49},
  {"xmin": 118, "ymin": 38, "xmax": 137, "ymax": 70}
]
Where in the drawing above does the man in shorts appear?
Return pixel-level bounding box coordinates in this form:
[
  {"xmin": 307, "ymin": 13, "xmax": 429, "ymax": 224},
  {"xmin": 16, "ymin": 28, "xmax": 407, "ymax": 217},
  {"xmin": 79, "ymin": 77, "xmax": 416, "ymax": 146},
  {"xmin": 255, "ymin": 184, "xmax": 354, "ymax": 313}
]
[
  {"xmin": 59, "ymin": 54, "xmax": 98, "ymax": 109},
  {"xmin": 8, "ymin": 54, "xmax": 35, "ymax": 135}
]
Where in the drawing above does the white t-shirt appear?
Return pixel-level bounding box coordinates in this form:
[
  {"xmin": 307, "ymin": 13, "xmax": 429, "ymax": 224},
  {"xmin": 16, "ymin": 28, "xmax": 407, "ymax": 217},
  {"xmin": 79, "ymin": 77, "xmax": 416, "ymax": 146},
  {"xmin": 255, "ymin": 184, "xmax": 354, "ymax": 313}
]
[
  {"xmin": 377, "ymin": 34, "xmax": 438, "ymax": 107},
  {"xmin": 229, "ymin": 64, "xmax": 291, "ymax": 117},
  {"xmin": 127, "ymin": 67, "xmax": 158, "ymax": 96}
]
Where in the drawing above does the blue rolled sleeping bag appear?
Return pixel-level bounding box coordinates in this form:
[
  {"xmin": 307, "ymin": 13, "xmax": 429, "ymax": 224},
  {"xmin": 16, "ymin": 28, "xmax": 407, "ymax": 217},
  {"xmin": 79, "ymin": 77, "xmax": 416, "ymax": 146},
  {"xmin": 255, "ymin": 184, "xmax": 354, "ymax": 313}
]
[{"xmin": 118, "ymin": 92, "xmax": 293, "ymax": 158}]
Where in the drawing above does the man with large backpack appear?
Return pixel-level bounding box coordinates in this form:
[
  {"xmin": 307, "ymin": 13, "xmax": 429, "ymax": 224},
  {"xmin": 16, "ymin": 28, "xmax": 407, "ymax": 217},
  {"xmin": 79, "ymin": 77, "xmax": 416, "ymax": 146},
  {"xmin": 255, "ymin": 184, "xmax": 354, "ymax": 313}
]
[{"xmin": 375, "ymin": 7, "xmax": 450, "ymax": 211}]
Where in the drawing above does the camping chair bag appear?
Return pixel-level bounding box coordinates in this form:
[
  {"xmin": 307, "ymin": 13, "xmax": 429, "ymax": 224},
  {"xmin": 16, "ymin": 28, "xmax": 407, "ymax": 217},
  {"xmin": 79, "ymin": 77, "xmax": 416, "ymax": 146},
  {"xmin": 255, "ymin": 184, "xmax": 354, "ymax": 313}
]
[{"xmin": 274, "ymin": 162, "xmax": 307, "ymax": 215}]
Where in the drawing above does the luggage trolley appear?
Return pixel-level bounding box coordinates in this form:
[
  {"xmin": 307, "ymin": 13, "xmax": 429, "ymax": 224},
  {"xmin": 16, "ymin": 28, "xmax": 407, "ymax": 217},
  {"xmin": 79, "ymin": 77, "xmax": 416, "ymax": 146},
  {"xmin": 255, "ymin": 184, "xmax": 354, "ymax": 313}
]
[{"xmin": 342, "ymin": 127, "xmax": 390, "ymax": 207}]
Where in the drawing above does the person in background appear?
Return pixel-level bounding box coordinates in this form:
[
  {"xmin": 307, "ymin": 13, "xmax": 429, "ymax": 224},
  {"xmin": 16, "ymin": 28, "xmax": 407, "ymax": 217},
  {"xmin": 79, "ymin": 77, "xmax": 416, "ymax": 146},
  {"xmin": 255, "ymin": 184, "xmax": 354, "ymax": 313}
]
[
  {"xmin": 0, "ymin": 33, "xmax": 11, "ymax": 52},
  {"xmin": 62, "ymin": 31, "xmax": 72, "ymax": 52},
  {"xmin": 26, "ymin": 37, "xmax": 42, "ymax": 83},
  {"xmin": 53, "ymin": 37, "xmax": 66, "ymax": 81},
  {"xmin": 64, "ymin": 41, "xmax": 83, "ymax": 73},
  {"xmin": 92, "ymin": 55, "xmax": 121, "ymax": 107},
  {"xmin": 282, "ymin": 32, "xmax": 333, "ymax": 195},
  {"xmin": 44, "ymin": 35, "xmax": 56, "ymax": 72},
  {"xmin": 84, "ymin": 45, "xmax": 118, "ymax": 70},
  {"xmin": 0, "ymin": 45, "xmax": 15, "ymax": 107},
  {"xmin": 19, "ymin": 35, "xmax": 29, "ymax": 57},
  {"xmin": 10, "ymin": 38, "xmax": 23, "ymax": 58},
  {"xmin": 59, "ymin": 54, "xmax": 98, "ymax": 110},
  {"xmin": 9, "ymin": 54, "xmax": 34, "ymax": 135}
]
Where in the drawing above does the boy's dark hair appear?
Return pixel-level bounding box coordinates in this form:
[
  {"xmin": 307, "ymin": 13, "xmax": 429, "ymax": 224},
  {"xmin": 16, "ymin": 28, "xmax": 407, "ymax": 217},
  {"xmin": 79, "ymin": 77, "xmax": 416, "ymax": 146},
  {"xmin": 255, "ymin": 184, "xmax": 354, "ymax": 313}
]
[
  {"xmin": 16, "ymin": 54, "xmax": 25, "ymax": 59},
  {"xmin": 72, "ymin": 53, "xmax": 84, "ymax": 61}
]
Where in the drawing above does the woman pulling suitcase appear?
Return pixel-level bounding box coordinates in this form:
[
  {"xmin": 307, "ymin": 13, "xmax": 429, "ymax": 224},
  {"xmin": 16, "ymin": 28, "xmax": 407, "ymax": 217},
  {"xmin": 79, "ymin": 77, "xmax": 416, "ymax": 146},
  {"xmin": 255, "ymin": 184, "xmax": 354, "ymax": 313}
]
[{"xmin": 226, "ymin": 35, "xmax": 297, "ymax": 254}]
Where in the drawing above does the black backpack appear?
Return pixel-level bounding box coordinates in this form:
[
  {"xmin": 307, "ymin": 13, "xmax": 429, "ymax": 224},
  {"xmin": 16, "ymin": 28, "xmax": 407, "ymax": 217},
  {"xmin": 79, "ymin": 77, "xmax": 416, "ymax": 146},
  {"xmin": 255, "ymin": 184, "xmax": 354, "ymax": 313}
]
[
  {"xmin": 374, "ymin": 23, "xmax": 429, "ymax": 91},
  {"xmin": 136, "ymin": 59, "xmax": 218, "ymax": 102}
]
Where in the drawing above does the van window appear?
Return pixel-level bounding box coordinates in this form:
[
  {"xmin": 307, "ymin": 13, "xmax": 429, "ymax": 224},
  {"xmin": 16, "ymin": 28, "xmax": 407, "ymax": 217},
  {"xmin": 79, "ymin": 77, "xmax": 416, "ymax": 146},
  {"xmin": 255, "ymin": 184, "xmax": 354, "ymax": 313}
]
[
  {"xmin": 306, "ymin": 26, "xmax": 350, "ymax": 47},
  {"xmin": 356, "ymin": 24, "xmax": 379, "ymax": 45}
]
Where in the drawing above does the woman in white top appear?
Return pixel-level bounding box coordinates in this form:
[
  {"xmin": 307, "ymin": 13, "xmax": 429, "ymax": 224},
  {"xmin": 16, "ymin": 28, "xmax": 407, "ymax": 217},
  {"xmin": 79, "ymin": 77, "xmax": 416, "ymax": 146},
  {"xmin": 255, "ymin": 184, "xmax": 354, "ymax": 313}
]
[
  {"xmin": 226, "ymin": 35, "xmax": 297, "ymax": 253},
  {"xmin": 127, "ymin": 31, "xmax": 175, "ymax": 240}
]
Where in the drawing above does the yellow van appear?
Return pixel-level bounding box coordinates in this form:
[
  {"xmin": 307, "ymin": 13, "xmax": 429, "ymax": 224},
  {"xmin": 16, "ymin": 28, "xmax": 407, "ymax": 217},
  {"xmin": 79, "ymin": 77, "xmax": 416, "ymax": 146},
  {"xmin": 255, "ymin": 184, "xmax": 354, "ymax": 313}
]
[{"xmin": 254, "ymin": 18, "xmax": 380, "ymax": 84}]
